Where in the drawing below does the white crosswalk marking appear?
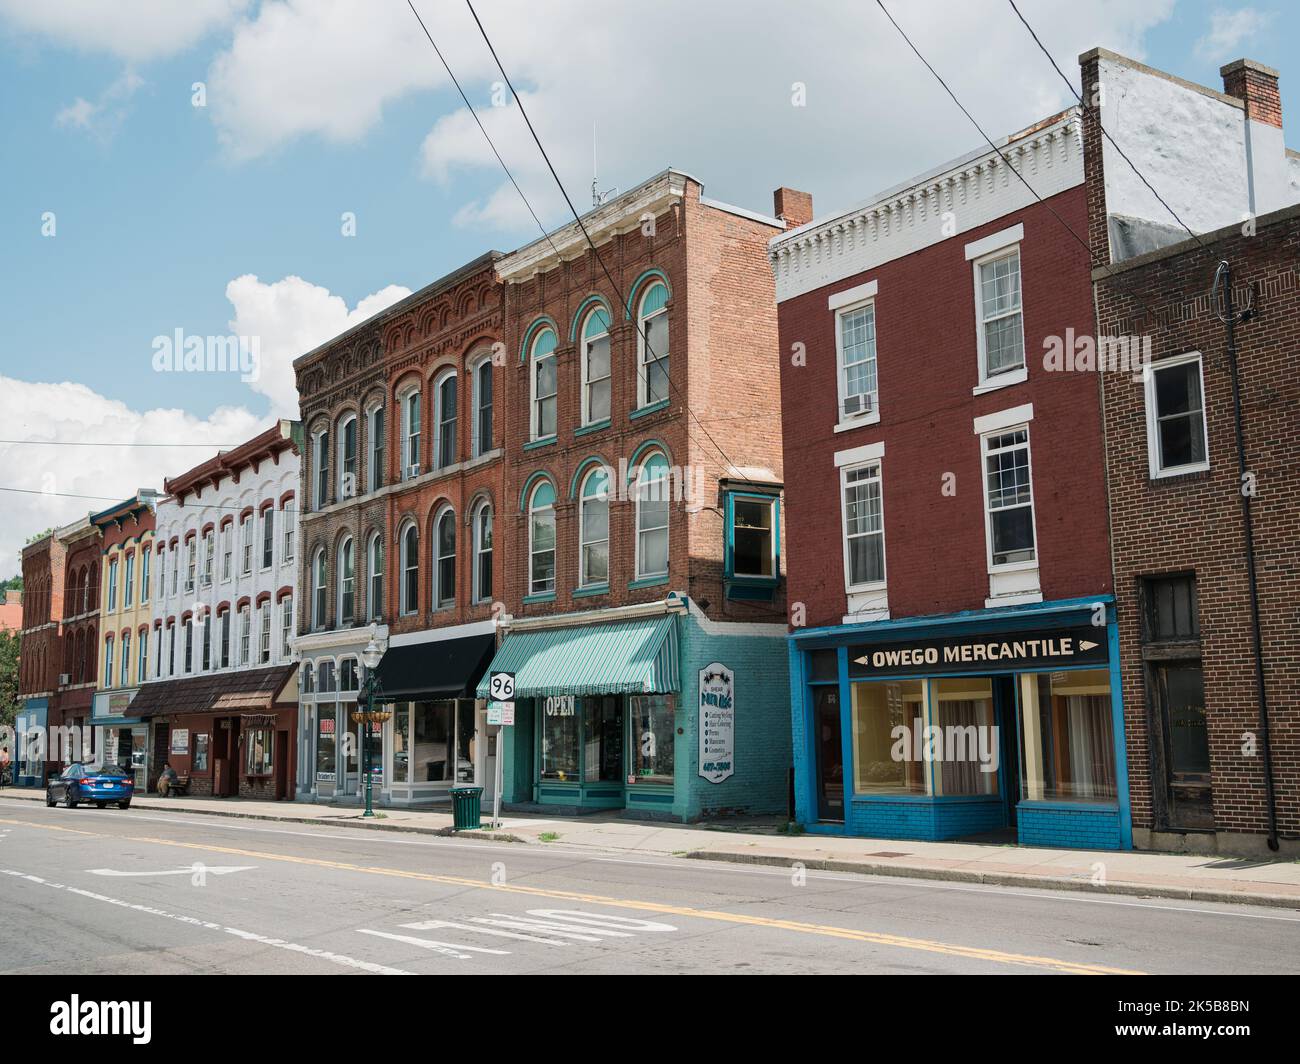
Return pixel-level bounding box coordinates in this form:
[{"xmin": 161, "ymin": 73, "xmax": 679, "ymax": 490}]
[
  {"xmin": 355, "ymin": 928, "xmax": 509, "ymax": 960},
  {"xmin": 401, "ymin": 918, "xmax": 572, "ymax": 946}
]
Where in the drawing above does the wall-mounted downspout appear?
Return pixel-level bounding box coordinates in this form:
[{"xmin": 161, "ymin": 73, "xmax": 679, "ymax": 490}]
[{"xmin": 1213, "ymin": 259, "xmax": 1278, "ymax": 851}]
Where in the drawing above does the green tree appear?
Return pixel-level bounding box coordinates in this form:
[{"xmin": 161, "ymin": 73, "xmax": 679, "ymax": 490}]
[{"xmin": 0, "ymin": 629, "xmax": 19, "ymax": 731}]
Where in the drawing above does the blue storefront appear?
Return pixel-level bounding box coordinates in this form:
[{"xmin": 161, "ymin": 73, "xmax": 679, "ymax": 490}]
[
  {"xmin": 480, "ymin": 596, "xmax": 791, "ymax": 822},
  {"xmin": 13, "ymin": 698, "xmax": 49, "ymax": 787},
  {"xmin": 789, "ymin": 597, "xmax": 1132, "ymax": 850}
]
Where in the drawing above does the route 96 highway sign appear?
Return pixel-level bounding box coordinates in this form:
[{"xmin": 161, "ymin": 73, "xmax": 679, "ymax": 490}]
[{"xmin": 489, "ymin": 671, "xmax": 515, "ymax": 702}]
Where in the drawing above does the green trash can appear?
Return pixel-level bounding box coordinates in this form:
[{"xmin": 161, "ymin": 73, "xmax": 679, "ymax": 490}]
[{"xmin": 451, "ymin": 786, "xmax": 483, "ymax": 831}]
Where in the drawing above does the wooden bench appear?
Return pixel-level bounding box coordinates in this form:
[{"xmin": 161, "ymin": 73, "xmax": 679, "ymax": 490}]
[{"xmin": 160, "ymin": 774, "xmax": 191, "ymax": 797}]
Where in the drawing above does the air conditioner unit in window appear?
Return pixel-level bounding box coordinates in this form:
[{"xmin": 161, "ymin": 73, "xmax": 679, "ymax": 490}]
[
  {"xmin": 58, "ymin": 673, "xmax": 71, "ymax": 686},
  {"xmin": 842, "ymin": 393, "xmax": 875, "ymax": 418},
  {"xmin": 406, "ymin": 463, "xmax": 421, "ymax": 479}
]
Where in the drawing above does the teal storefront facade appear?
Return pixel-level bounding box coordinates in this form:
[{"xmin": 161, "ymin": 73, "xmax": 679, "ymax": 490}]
[
  {"xmin": 479, "ymin": 597, "xmax": 791, "ymax": 822},
  {"xmin": 789, "ymin": 597, "xmax": 1133, "ymax": 851}
]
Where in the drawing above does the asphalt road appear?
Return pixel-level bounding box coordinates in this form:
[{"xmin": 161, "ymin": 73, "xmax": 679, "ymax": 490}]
[{"xmin": 2, "ymin": 796, "xmax": 1298, "ymax": 975}]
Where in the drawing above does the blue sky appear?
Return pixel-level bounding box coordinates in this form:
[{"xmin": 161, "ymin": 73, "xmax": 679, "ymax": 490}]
[{"xmin": 0, "ymin": 0, "xmax": 1295, "ymax": 573}]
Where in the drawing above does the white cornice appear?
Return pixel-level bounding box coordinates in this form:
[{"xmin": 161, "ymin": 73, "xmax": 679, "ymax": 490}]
[
  {"xmin": 497, "ymin": 170, "xmax": 691, "ymax": 283},
  {"xmin": 769, "ymin": 110, "xmax": 1083, "ymax": 303}
]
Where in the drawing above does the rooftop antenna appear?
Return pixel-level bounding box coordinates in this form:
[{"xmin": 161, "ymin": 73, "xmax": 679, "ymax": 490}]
[{"xmin": 592, "ymin": 121, "xmax": 616, "ymax": 208}]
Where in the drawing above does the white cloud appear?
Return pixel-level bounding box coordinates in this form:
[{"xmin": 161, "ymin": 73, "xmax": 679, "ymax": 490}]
[
  {"xmin": 0, "ymin": 0, "xmax": 248, "ymax": 63},
  {"xmin": 0, "ymin": 378, "xmax": 265, "ymax": 578},
  {"xmin": 1195, "ymin": 7, "xmax": 1272, "ymax": 60},
  {"xmin": 225, "ymin": 274, "xmax": 412, "ymax": 419},
  {"xmin": 55, "ymin": 69, "xmax": 145, "ymax": 142},
  {"xmin": 206, "ymin": 0, "xmax": 1176, "ymax": 230}
]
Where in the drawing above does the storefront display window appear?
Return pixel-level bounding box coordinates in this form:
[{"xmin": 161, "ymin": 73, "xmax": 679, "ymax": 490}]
[
  {"xmin": 391, "ymin": 702, "xmax": 410, "ymax": 783},
  {"xmin": 932, "ymin": 677, "xmax": 997, "ymax": 796},
  {"xmin": 316, "ymin": 704, "xmax": 336, "ymax": 781},
  {"xmin": 412, "ymin": 701, "xmax": 453, "ymax": 783},
  {"xmin": 629, "ymin": 695, "xmax": 674, "ymax": 783},
  {"xmin": 1019, "ymin": 669, "xmax": 1116, "ymax": 802},
  {"xmin": 583, "ymin": 696, "xmax": 623, "ymax": 782},
  {"xmin": 541, "ymin": 697, "xmax": 579, "ymax": 781},
  {"xmin": 851, "ymin": 679, "xmax": 926, "ymax": 794},
  {"xmin": 245, "ymin": 728, "xmax": 274, "ymax": 776},
  {"xmin": 194, "ymin": 733, "xmax": 209, "ymax": 772}
]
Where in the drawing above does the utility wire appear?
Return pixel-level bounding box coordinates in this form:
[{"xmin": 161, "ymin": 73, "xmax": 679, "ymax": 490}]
[
  {"xmin": 1006, "ymin": 0, "xmax": 1205, "ymax": 249},
  {"xmin": 0, "ymin": 485, "xmax": 301, "ymax": 514},
  {"xmin": 0, "ymin": 440, "xmax": 243, "ymax": 448},
  {"xmin": 460, "ymin": 0, "xmax": 744, "ymax": 478}
]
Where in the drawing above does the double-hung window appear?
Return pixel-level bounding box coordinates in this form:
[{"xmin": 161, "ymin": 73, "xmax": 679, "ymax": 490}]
[
  {"xmin": 338, "ymin": 415, "xmax": 357, "ymax": 498},
  {"xmin": 637, "ymin": 283, "xmax": 670, "ymax": 408},
  {"xmin": 137, "ymin": 629, "xmax": 147, "ymax": 684},
  {"xmin": 971, "ymin": 236, "xmax": 1025, "ymax": 387},
  {"xmin": 220, "ymin": 609, "xmax": 231, "ymax": 669},
  {"xmin": 1145, "ymin": 352, "xmax": 1209, "ymax": 478},
  {"xmin": 107, "ymin": 558, "xmax": 119, "ymax": 611},
  {"xmin": 338, "ymin": 537, "xmax": 355, "ymax": 625},
  {"xmin": 435, "ymin": 371, "xmax": 457, "ymax": 469},
  {"xmin": 579, "ymin": 468, "xmax": 610, "ymax": 588},
  {"xmin": 124, "ymin": 553, "xmax": 134, "ymax": 608},
  {"xmin": 104, "ymin": 637, "xmax": 114, "ymax": 688},
  {"xmin": 401, "ymin": 389, "xmax": 421, "ymax": 479},
  {"xmin": 472, "ymin": 358, "xmax": 493, "ymax": 457},
  {"xmin": 260, "ymin": 507, "xmax": 274, "ymax": 570},
  {"xmin": 367, "ymin": 404, "xmax": 385, "ymax": 490},
  {"xmin": 185, "ymin": 540, "xmax": 196, "ymax": 593},
  {"xmin": 281, "ymin": 595, "xmax": 293, "ymax": 659},
  {"xmin": 282, "ymin": 501, "xmax": 294, "ymax": 563},
  {"xmin": 312, "ymin": 549, "xmax": 327, "ymax": 629},
  {"xmin": 259, "ymin": 602, "xmax": 271, "ymax": 663},
  {"xmin": 530, "ymin": 329, "xmax": 558, "ymax": 440},
  {"xmin": 435, "ymin": 509, "xmax": 456, "ymax": 608},
  {"xmin": 202, "ymin": 531, "xmax": 214, "ymax": 586},
  {"xmin": 313, "ymin": 428, "xmax": 330, "ymax": 509},
  {"xmin": 528, "ymin": 483, "xmax": 556, "ymax": 595},
  {"xmin": 221, "ymin": 524, "xmax": 232, "ymax": 581},
  {"xmin": 239, "ymin": 606, "xmax": 250, "ymax": 666},
  {"xmin": 400, "ymin": 525, "xmax": 418, "ymax": 615},
  {"xmin": 835, "ymin": 297, "xmax": 877, "ymax": 422},
  {"xmin": 841, "ymin": 462, "xmax": 885, "ymax": 588},
  {"xmin": 368, "ymin": 534, "xmax": 384, "ymax": 621},
  {"xmin": 140, "ymin": 548, "xmax": 150, "ymax": 604},
  {"xmin": 472, "ymin": 505, "xmax": 492, "ymax": 604},
  {"xmin": 982, "ymin": 426, "xmax": 1036, "ymax": 567},
  {"xmin": 581, "ymin": 308, "xmax": 611, "ymax": 426},
  {"xmin": 634, "ymin": 454, "xmax": 670, "ymax": 580},
  {"xmin": 121, "ymin": 630, "xmax": 131, "ymax": 685}
]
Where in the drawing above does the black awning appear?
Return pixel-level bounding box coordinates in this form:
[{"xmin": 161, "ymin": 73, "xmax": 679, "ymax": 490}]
[{"xmin": 373, "ymin": 633, "xmax": 496, "ymax": 701}]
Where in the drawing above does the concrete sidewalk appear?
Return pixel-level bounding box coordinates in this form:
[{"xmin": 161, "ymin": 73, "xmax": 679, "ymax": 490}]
[{"xmin": 3, "ymin": 787, "xmax": 1298, "ymax": 909}]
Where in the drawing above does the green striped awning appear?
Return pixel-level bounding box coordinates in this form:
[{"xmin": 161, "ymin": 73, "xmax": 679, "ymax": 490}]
[{"xmin": 475, "ymin": 614, "xmax": 680, "ymax": 699}]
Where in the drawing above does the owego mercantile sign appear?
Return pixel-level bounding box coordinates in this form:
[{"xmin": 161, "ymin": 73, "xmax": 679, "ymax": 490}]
[{"xmin": 848, "ymin": 625, "xmax": 1109, "ymax": 678}]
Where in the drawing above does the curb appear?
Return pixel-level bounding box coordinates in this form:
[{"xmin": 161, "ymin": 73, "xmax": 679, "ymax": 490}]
[{"xmin": 684, "ymin": 850, "xmax": 1300, "ymax": 910}]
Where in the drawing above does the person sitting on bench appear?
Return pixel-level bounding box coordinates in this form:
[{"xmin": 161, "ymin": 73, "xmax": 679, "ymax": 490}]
[{"xmin": 157, "ymin": 762, "xmax": 179, "ymax": 797}]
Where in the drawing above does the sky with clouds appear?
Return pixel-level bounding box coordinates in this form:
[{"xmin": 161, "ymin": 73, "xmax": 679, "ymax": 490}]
[{"xmin": 1, "ymin": 0, "xmax": 1296, "ymax": 576}]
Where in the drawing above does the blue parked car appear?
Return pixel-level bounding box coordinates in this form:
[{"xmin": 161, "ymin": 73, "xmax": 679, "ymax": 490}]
[{"xmin": 46, "ymin": 763, "xmax": 134, "ymax": 810}]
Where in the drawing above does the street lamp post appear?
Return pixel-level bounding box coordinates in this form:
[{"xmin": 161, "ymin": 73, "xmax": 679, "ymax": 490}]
[{"xmin": 352, "ymin": 637, "xmax": 388, "ymax": 819}]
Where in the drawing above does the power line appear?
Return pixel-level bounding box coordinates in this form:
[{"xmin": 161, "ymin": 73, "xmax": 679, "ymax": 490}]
[
  {"xmin": 1006, "ymin": 0, "xmax": 1205, "ymax": 250},
  {"xmin": 460, "ymin": 0, "xmax": 745, "ymax": 478},
  {"xmin": 0, "ymin": 440, "xmax": 243, "ymax": 448},
  {"xmin": 0, "ymin": 486, "xmax": 300, "ymax": 514}
]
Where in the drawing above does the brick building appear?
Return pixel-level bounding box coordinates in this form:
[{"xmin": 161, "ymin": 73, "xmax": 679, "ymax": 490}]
[
  {"xmin": 54, "ymin": 517, "xmax": 101, "ymax": 762},
  {"xmin": 481, "ymin": 169, "xmax": 791, "ymax": 821},
  {"xmin": 15, "ymin": 531, "xmax": 66, "ymax": 785},
  {"xmin": 293, "ymin": 252, "xmax": 505, "ymax": 806},
  {"xmin": 129, "ymin": 423, "xmax": 301, "ymax": 799},
  {"xmin": 0, "ymin": 590, "xmax": 20, "ymax": 633},
  {"xmin": 773, "ymin": 106, "xmax": 1129, "ymax": 849},
  {"xmin": 1084, "ymin": 51, "xmax": 1300, "ymax": 855}
]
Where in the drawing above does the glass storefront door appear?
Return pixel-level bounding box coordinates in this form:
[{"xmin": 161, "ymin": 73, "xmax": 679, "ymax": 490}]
[
  {"xmin": 814, "ymin": 687, "xmax": 844, "ymax": 821},
  {"xmin": 582, "ymin": 696, "xmax": 623, "ymax": 783}
]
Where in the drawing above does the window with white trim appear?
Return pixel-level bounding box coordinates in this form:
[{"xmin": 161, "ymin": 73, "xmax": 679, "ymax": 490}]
[
  {"xmin": 836, "ymin": 301, "xmax": 877, "ymax": 422},
  {"xmin": 239, "ymin": 606, "xmax": 250, "ymax": 666},
  {"xmin": 434, "ymin": 508, "xmax": 456, "ymax": 609},
  {"xmin": 435, "ymin": 370, "xmax": 457, "ymax": 469},
  {"xmin": 313, "ymin": 428, "xmax": 330, "ymax": 509},
  {"xmin": 368, "ymin": 533, "xmax": 384, "ymax": 621},
  {"xmin": 530, "ymin": 328, "xmax": 558, "ymax": 440},
  {"xmin": 259, "ymin": 601, "xmax": 271, "ymax": 664},
  {"xmin": 219, "ymin": 609, "xmax": 230, "ymax": 669},
  {"xmin": 1145, "ymin": 352, "xmax": 1209, "ymax": 478},
  {"xmin": 104, "ymin": 636, "xmax": 114, "ymax": 688},
  {"xmin": 634, "ymin": 453, "xmax": 670, "ymax": 579},
  {"xmin": 471, "ymin": 357, "xmax": 493, "ymax": 458},
  {"xmin": 107, "ymin": 558, "xmax": 119, "ymax": 611},
  {"xmin": 982, "ymin": 426, "xmax": 1036, "ymax": 567},
  {"xmin": 124, "ymin": 553, "xmax": 135, "ymax": 608},
  {"xmin": 367, "ymin": 403, "xmax": 385, "ymax": 490},
  {"xmin": 202, "ymin": 531, "xmax": 214, "ymax": 586},
  {"xmin": 281, "ymin": 595, "xmax": 293, "ymax": 659},
  {"xmin": 579, "ymin": 467, "xmax": 610, "ymax": 588},
  {"xmin": 185, "ymin": 540, "xmax": 196, "ymax": 593},
  {"xmin": 528, "ymin": 482, "xmax": 556, "ymax": 595},
  {"xmin": 140, "ymin": 547, "xmax": 150, "ymax": 605},
  {"xmin": 221, "ymin": 524, "xmax": 232, "ymax": 581},
  {"xmin": 581, "ymin": 307, "xmax": 612, "ymax": 425},
  {"xmin": 337, "ymin": 536, "xmax": 355, "ymax": 625},
  {"xmin": 312, "ymin": 548, "xmax": 327, "ymax": 629},
  {"xmin": 120, "ymin": 630, "xmax": 131, "ymax": 685},
  {"xmin": 260, "ymin": 507, "xmax": 274, "ymax": 570},
  {"xmin": 281, "ymin": 500, "xmax": 294, "ymax": 562},
  {"xmin": 400, "ymin": 388, "xmax": 421, "ymax": 479},
  {"xmin": 336, "ymin": 413, "xmax": 357, "ymax": 499},
  {"xmin": 841, "ymin": 462, "xmax": 885, "ymax": 589},
  {"xmin": 471, "ymin": 503, "xmax": 492, "ymax": 604},
  {"xmin": 240, "ymin": 514, "xmax": 252, "ymax": 575},
  {"xmin": 137, "ymin": 628, "xmax": 147, "ymax": 684},
  {"xmin": 636, "ymin": 283, "xmax": 669, "ymax": 408},
  {"xmin": 400, "ymin": 523, "xmax": 419, "ymax": 616},
  {"xmin": 975, "ymin": 247, "xmax": 1025, "ymax": 383}
]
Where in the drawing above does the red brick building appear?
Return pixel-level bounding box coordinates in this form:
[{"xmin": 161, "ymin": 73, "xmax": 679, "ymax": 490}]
[
  {"xmin": 16, "ymin": 531, "xmax": 66, "ymax": 784},
  {"xmin": 293, "ymin": 252, "xmax": 506, "ymax": 805},
  {"xmin": 485, "ymin": 169, "xmax": 793, "ymax": 821},
  {"xmin": 1085, "ymin": 51, "xmax": 1300, "ymax": 854},
  {"xmin": 774, "ymin": 107, "xmax": 1129, "ymax": 849},
  {"xmin": 55, "ymin": 517, "xmax": 102, "ymax": 749}
]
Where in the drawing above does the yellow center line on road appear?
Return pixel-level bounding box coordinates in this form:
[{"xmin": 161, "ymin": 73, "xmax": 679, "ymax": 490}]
[{"xmin": 0, "ymin": 817, "xmax": 1144, "ymax": 975}]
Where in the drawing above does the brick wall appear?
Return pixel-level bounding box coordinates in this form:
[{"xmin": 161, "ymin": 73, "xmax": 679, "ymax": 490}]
[{"xmin": 1095, "ymin": 207, "xmax": 1300, "ymax": 845}]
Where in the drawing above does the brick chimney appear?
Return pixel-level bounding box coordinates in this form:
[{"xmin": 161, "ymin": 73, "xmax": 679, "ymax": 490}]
[
  {"xmin": 1221, "ymin": 59, "xmax": 1281, "ymax": 128},
  {"xmin": 773, "ymin": 187, "xmax": 813, "ymax": 230}
]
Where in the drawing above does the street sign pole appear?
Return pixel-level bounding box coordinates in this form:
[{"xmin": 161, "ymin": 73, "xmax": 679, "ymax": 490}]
[
  {"xmin": 487, "ymin": 672, "xmax": 515, "ymax": 830},
  {"xmin": 493, "ymin": 727, "xmax": 504, "ymax": 829}
]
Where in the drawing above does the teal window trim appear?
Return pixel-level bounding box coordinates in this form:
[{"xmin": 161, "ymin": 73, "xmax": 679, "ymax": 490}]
[
  {"xmin": 623, "ymin": 268, "xmax": 672, "ymax": 320},
  {"xmin": 572, "ymin": 583, "xmax": 609, "ymax": 599},
  {"xmin": 723, "ymin": 490, "xmax": 781, "ymax": 585},
  {"xmin": 568, "ymin": 295, "xmax": 614, "ymax": 342},
  {"xmin": 523, "ymin": 591, "xmax": 557, "ymax": 604},
  {"xmin": 523, "ymin": 436, "xmax": 557, "ymax": 452},
  {"xmin": 629, "ymin": 398, "xmax": 669, "ymax": 421},
  {"xmin": 574, "ymin": 419, "xmax": 611, "ymax": 438},
  {"xmin": 518, "ymin": 470, "xmax": 557, "ymax": 513},
  {"xmin": 626, "ymin": 438, "xmax": 671, "ymax": 478},
  {"xmin": 568, "ymin": 455, "xmax": 614, "ymax": 499},
  {"xmin": 627, "ymin": 575, "xmax": 669, "ymax": 591},
  {"xmin": 519, "ymin": 316, "xmax": 559, "ymax": 364}
]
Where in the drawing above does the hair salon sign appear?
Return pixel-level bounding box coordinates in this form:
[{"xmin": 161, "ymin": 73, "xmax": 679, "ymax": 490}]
[{"xmin": 698, "ymin": 662, "xmax": 735, "ymax": 784}]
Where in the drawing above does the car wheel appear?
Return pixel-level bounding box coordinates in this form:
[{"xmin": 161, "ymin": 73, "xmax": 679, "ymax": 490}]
[
  {"xmin": 45, "ymin": 790, "xmax": 56, "ymax": 807},
  {"xmin": 118, "ymin": 801, "xmax": 131, "ymax": 810},
  {"xmin": 63, "ymin": 790, "xmax": 77, "ymax": 809}
]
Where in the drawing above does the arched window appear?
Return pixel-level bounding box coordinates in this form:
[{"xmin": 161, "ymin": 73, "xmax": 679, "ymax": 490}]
[
  {"xmin": 471, "ymin": 354, "xmax": 493, "ymax": 458},
  {"xmin": 434, "ymin": 507, "xmax": 456, "ymax": 608},
  {"xmin": 634, "ymin": 452, "xmax": 670, "ymax": 579},
  {"xmin": 367, "ymin": 533, "xmax": 384, "ymax": 622},
  {"xmin": 120, "ymin": 629, "xmax": 131, "ymax": 686},
  {"xmin": 580, "ymin": 466, "xmax": 611, "ymax": 588},
  {"xmin": 400, "ymin": 523, "xmax": 419, "ymax": 616},
  {"xmin": 103, "ymin": 634, "xmax": 114, "ymax": 689},
  {"xmin": 338, "ymin": 413, "xmax": 358, "ymax": 499},
  {"xmin": 312, "ymin": 548, "xmax": 327, "ymax": 629},
  {"xmin": 581, "ymin": 307, "xmax": 611, "ymax": 426},
  {"xmin": 472, "ymin": 501, "xmax": 493, "ymax": 604},
  {"xmin": 366, "ymin": 401, "xmax": 385, "ymax": 491},
  {"xmin": 636, "ymin": 282, "xmax": 670, "ymax": 408},
  {"xmin": 137, "ymin": 627, "xmax": 148, "ymax": 684},
  {"xmin": 400, "ymin": 386, "xmax": 421, "ymax": 480},
  {"xmin": 434, "ymin": 369, "xmax": 457, "ymax": 469},
  {"xmin": 529, "ymin": 328, "xmax": 558, "ymax": 441},
  {"xmin": 312, "ymin": 425, "xmax": 330, "ymax": 509},
  {"xmin": 337, "ymin": 536, "xmax": 355, "ymax": 625},
  {"xmin": 301, "ymin": 661, "xmax": 315, "ymax": 694},
  {"xmin": 528, "ymin": 482, "xmax": 556, "ymax": 596}
]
